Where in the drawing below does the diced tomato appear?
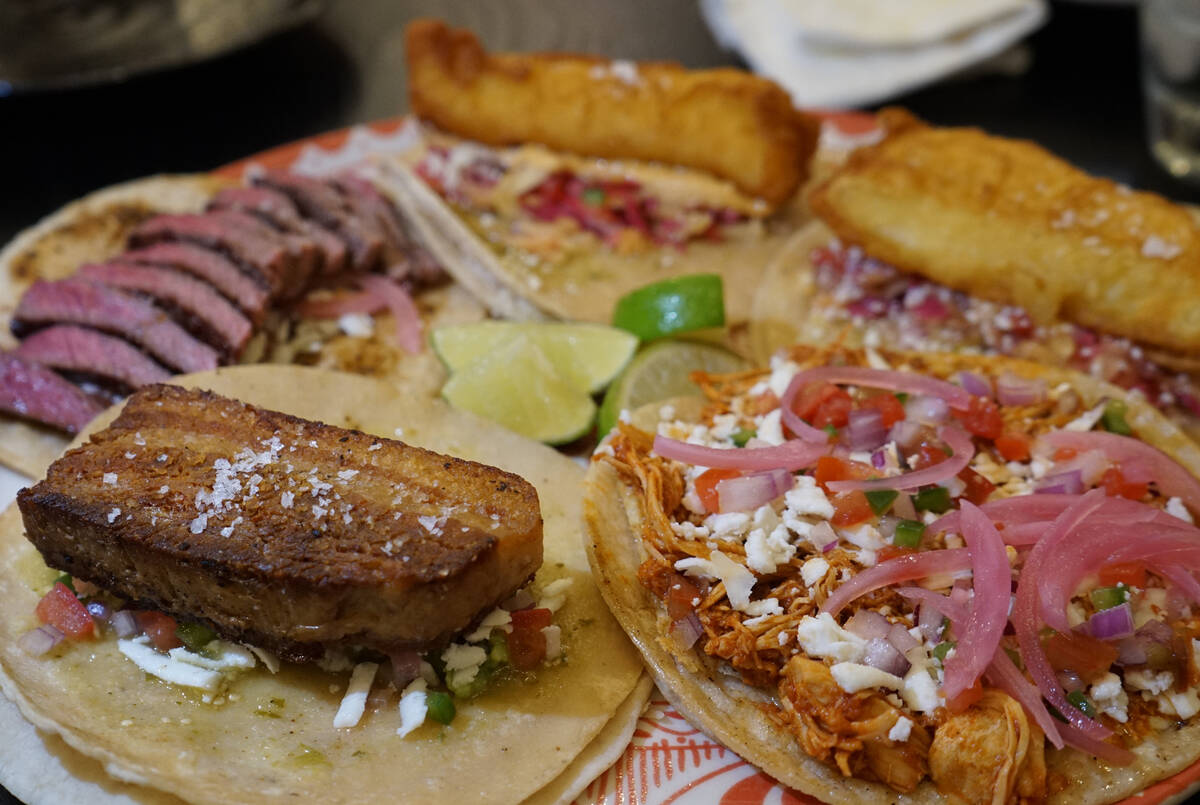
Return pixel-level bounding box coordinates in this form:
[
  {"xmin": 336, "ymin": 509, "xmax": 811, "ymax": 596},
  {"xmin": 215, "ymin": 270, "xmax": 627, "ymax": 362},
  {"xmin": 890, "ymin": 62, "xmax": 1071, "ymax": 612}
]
[
  {"xmin": 907, "ymin": 443, "xmax": 949, "ymax": 471},
  {"xmin": 136, "ymin": 611, "xmax": 182, "ymax": 651},
  {"xmin": 791, "ymin": 383, "xmax": 853, "ymax": 429},
  {"xmin": 994, "ymin": 431, "xmax": 1032, "ymax": 462},
  {"xmin": 1098, "ymin": 562, "xmax": 1147, "ymax": 588},
  {"xmin": 1100, "ymin": 467, "xmax": 1147, "ymax": 500},
  {"xmin": 813, "ymin": 456, "xmax": 875, "ymax": 492},
  {"xmin": 665, "ymin": 575, "xmax": 702, "ymax": 621},
  {"xmin": 958, "ymin": 467, "xmax": 996, "ymax": 505},
  {"xmin": 831, "ymin": 490, "xmax": 874, "ymax": 527},
  {"xmin": 508, "ymin": 609, "xmax": 552, "ymax": 670},
  {"xmin": 792, "ymin": 382, "xmax": 835, "ymax": 422},
  {"xmin": 952, "ymin": 396, "xmax": 1004, "ymax": 440},
  {"xmin": 694, "ymin": 468, "xmax": 742, "ymax": 513},
  {"xmin": 510, "ymin": 607, "xmax": 553, "ymax": 631},
  {"xmin": 877, "ymin": 545, "xmax": 916, "ymax": 564},
  {"xmin": 1043, "ymin": 630, "xmax": 1119, "ymax": 680},
  {"xmin": 35, "ymin": 582, "xmax": 94, "ymax": 640},
  {"xmin": 860, "ymin": 393, "xmax": 906, "ymax": 428},
  {"xmin": 1053, "ymin": 447, "xmax": 1078, "ymax": 461},
  {"xmin": 946, "ymin": 679, "xmax": 984, "ymax": 714}
]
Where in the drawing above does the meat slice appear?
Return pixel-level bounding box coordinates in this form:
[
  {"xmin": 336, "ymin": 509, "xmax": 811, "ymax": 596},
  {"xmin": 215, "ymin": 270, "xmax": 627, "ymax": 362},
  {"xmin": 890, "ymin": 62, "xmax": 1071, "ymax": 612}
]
[
  {"xmin": 0, "ymin": 352, "xmax": 102, "ymax": 433},
  {"xmin": 128, "ymin": 213, "xmax": 293, "ymax": 297},
  {"xmin": 205, "ymin": 209, "xmax": 319, "ymax": 293},
  {"xmin": 76, "ymin": 261, "xmax": 252, "ymax": 358},
  {"xmin": 15, "ymin": 325, "xmax": 172, "ymax": 390},
  {"xmin": 209, "ymin": 186, "xmax": 349, "ymax": 275},
  {"xmin": 18, "ymin": 385, "xmax": 544, "ymax": 660},
  {"xmin": 13, "ymin": 279, "xmax": 219, "ymax": 373},
  {"xmin": 122, "ymin": 242, "xmax": 270, "ymax": 323},
  {"xmin": 336, "ymin": 174, "xmax": 446, "ymax": 287},
  {"xmin": 253, "ymin": 171, "xmax": 384, "ymax": 272}
]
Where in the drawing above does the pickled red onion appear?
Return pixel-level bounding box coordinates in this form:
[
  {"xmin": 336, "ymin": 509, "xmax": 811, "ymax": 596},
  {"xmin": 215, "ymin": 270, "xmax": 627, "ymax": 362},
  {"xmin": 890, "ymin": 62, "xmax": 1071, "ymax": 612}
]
[
  {"xmin": 820, "ymin": 549, "xmax": 971, "ymax": 618},
  {"xmin": 295, "ymin": 289, "xmax": 387, "ymax": 318},
  {"xmin": 652, "ymin": 434, "xmax": 829, "ymax": 472},
  {"xmin": 357, "ymin": 274, "xmax": 423, "ymax": 354},
  {"xmin": 941, "ymin": 502, "xmax": 1011, "ymax": 701},
  {"xmin": 1057, "ymin": 723, "xmax": 1135, "ymax": 766},
  {"xmin": 826, "ymin": 426, "xmax": 974, "ymax": 492}
]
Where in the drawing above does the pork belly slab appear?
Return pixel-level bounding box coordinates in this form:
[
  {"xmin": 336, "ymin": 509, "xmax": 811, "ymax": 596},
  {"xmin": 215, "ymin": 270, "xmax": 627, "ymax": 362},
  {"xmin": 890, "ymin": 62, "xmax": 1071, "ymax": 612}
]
[{"xmin": 17, "ymin": 385, "xmax": 544, "ymax": 660}]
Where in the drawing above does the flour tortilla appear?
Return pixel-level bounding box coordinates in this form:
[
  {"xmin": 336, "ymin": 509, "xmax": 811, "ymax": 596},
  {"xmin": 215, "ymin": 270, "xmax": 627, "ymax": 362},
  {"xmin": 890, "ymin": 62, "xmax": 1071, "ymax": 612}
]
[
  {"xmin": 0, "ymin": 174, "xmax": 488, "ymax": 479},
  {"xmin": 0, "ymin": 365, "xmax": 648, "ymax": 805},
  {"xmin": 582, "ymin": 346, "xmax": 1200, "ymax": 804}
]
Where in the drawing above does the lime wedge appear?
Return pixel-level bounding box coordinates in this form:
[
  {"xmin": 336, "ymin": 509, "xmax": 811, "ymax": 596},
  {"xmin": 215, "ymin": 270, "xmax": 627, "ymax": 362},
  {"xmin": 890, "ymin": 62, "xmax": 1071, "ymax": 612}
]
[
  {"xmin": 442, "ymin": 335, "xmax": 596, "ymax": 444},
  {"xmin": 611, "ymin": 274, "xmax": 725, "ymax": 341},
  {"xmin": 431, "ymin": 322, "xmax": 638, "ymax": 394},
  {"xmin": 598, "ymin": 340, "xmax": 748, "ymax": 435}
]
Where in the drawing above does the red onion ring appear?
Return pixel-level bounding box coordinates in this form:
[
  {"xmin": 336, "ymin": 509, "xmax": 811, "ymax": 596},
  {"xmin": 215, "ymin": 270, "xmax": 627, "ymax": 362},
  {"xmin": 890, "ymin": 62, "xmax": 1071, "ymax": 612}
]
[{"xmin": 826, "ymin": 426, "xmax": 974, "ymax": 492}]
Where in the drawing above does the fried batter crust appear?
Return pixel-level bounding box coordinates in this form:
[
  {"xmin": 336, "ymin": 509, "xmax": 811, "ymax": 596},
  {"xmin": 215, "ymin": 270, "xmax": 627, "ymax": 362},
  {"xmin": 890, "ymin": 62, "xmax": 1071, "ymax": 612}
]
[
  {"xmin": 405, "ymin": 19, "xmax": 819, "ymax": 209},
  {"xmin": 809, "ymin": 109, "xmax": 1200, "ymax": 355}
]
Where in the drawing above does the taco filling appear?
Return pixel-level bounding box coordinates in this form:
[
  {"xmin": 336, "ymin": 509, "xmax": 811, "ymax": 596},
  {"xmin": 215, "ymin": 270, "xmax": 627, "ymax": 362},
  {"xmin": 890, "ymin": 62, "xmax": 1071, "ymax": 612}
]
[{"xmin": 593, "ymin": 347, "xmax": 1200, "ymax": 801}]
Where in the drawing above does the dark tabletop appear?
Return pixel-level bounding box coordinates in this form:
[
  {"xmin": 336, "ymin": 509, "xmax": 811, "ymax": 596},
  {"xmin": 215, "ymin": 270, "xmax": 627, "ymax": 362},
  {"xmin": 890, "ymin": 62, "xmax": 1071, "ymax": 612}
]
[{"xmin": 1, "ymin": 1, "xmax": 1198, "ymax": 803}]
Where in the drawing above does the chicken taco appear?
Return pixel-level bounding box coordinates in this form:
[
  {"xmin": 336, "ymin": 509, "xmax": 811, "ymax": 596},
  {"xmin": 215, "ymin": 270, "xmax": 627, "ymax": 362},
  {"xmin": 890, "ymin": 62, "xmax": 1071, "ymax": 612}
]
[
  {"xmin": 584, "ymin": 343, "xmax": 1200, "ymax": 803},
  {"xmin": 0, "ymin": 166, "xmax": 485, "ymax": 479},
  {"xmin": 0, "ymin": 364, "xmax": 648, "ymax": 805}
]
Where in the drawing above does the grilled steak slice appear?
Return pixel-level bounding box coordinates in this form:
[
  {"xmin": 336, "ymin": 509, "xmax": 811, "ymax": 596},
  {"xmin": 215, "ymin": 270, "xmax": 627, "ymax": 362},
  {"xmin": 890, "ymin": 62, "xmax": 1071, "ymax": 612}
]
[
  {"xmin": 209, "ymin": 186, "xmax": 349, "ymax": 275},
  {"xmin": 77, "ymin": 261, "xmax": 252, "ymax": 358},
  {"xmin": 334, "ymin": 173, "xmax": 447, "ymax": 287},
  {"xmin": 253, "ymin": 171, "xmax": 384, "ymax": 272},
  {"xmin": 18, "ymin": 385, "xmax": 544, "ymax": 660},
  {"xmin": 13, "ymin": 279, "xmax": 219, "ymax": 373},
  {"xmin": 0, "ymin": 352, "xmax": 102, "ymax": 433},
  {"xmin": 205, "ymin": 209, "xmax": 319, "ymax": 293},
  {"xmin": 122, "ymin": 242, "xmax": 270, "ymax": 323},
  {"xmin": 15, "ymin": 325, "xmax": 172, "ymax": 390},
  {"xmin": 128, "ymin": 213, "xmax": 293, "ymax": 297}
]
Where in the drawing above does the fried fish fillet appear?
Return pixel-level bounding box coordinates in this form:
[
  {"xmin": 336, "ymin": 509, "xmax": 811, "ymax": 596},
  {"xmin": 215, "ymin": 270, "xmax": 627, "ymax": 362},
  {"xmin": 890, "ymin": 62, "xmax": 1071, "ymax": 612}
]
[
  {"xmin": 405, "ymin": 19, "xmax": 819, "ymax": 209},
  {"xmin": 17, "ymin": 384, "xmax": 543, "ymax": 660},
  {"xmin": 809, "ymin": 109, "xmax": 1200, "ymax": 357}
]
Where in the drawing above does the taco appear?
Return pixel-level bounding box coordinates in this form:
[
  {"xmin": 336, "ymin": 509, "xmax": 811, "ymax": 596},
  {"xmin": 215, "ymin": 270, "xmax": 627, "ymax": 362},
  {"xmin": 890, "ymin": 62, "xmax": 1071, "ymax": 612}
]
[
  {"xmin": 584, "ymin": 343, "xmax": 1200, "ymax": 803},
  {"xmin": 0, "ymin": 166, "xmax": 487, "ymax": 479},
  {"xmin": 373, "ymin": 20, "xmax": 820, "ymax": 326},
  {"xmin": 750, "ymin": 109, "xmax": 1200, "ymax": 442},
  {"xmin": 0, "ymin": 365, "xmax": 648, "ymax": 804}
]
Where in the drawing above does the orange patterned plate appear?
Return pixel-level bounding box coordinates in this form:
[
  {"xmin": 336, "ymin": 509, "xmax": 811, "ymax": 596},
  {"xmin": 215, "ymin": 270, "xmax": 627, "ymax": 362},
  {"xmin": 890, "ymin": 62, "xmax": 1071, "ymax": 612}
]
[{"xmin": 219, "ymin": 115, "xmax": 1200, "ymax": 805}]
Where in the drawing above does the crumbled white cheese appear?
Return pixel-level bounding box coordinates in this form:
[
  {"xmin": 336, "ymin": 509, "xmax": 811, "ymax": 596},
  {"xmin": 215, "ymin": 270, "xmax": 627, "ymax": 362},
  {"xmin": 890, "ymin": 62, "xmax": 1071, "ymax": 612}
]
[
  {"xmin": 888, "ymin": 716, "xmax": 914, "ymax": 742},
  {"xmin": 1134, "ymin": 588, "xmax": 1168, "ymax": 627},
  {"xmin": 801, "ymin": 556, "xmax": 831, "ymax": 588},
  {"xmin": 1167, "ymin": 497, "xmax": 1194, "ymax": 524},
  {"xmin": 1066, "ymin": 600, "xmax": 1088, "ymax": 628},
  {"xmin": 539, "ymin": 577, "xmax": 573, "ymax": 612},
  {"xmin": 839, "ymin": 523, "xmax": 886, "ymax": 566},
  {"xmin": 1157, "ymin": 688, "xmax": 1200, "ymax": 720},
  {"xmin": 743, "ymin": 598, "xmax": 784, "ymax": 620},
  {"xmin": 784, "ymin": 475, "xmax": 835, "ymax": 521},
  {"xmin": 118, "ymin": 637, "xmax": 222, "ymax": 691},
  {"xmin": 543, "ymin": 625, "xmax": 562, "ymax": 661},
  {"xmin": 103, "ymin": 472, "xmax": 118, "ymax": 485},
  {"xmin": 795, "ymin": 613, "xmax": 866, "ymax": 663},
  {"xmin": 831, "ymin": 662, "xmax": 903, "ymax": 694},
  {"xmin": 465, "ymin": 608, "xmax": 513, "ymax": 642},
  {"xmin": 1089, "ymin": 672, "xmax": 1129, "ymax": 723},
  {"xmin": 245, "ymin": 644, "xmax": 280, "ymax": 674},
  {"xmin": 756, "ymin": 409, "xmax": 785, "ymax": 446},
  {"xmin": 901, "ymin": 665, "xmax": 942, "ymax": 713},
  {"xmin": 337, "ymin": 312, "xmax": 374, "ymax": 338},
  {"xmin": 1064, "ymin": 403, "xmax": 1106, "ymax": 432},
  {"xmin": 396, "ymin": 678, "xmax": 427, "ymax": 738},
  {"xmin": 704, "ymin": 511, "xmax": 752, "ymax": 540},
  {"xmin": 763, "ymin": 357, "xmax": 801, "ymax": 399},
  {"xmin": 169, "ymin": 641, "xmax": 256, "ymax": 672},
  {"xmin": 744, "ymin": 509, "xmax": 795, "ymax": 574},
  {"xmin": 332, "ymin": 662, "xmax": 378, "ymax": 728},
  {"xmin": 676, "ymin": 551, "xmax": 756, "ymax": 612},
  {"xmin": 1126, "ymin": 668, "xmax": 1174, "ymax": 695},
  {"xmin": 671, "ymin": 521, "xmax": 709, "ymax": 540},
  {"xmin": 442, "ymin": 644, "xmax": 488, "ymax": 685}
]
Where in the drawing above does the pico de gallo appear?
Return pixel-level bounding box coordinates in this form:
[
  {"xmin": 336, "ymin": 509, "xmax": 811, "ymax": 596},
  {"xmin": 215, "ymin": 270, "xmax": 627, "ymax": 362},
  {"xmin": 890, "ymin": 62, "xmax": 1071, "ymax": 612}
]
[{"xmin": 594, "ymin": 345, "xmax": 1200, "ymax": 801}]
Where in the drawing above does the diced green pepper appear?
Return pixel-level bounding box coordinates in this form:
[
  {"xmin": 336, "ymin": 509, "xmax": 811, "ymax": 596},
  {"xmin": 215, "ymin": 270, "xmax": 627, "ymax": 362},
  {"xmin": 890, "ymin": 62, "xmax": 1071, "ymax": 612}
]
[
  {"xmin": 913, "ymin": 486, "xmax": 952, "ymax": 514},
  {"xmin": 55, "ymin": 573, "xmax": 76, "ymax": 594},
  {"xmin": 1101, "ymin": 399, "xmax": 1132, "ymax": 436},
  {"xmin": 895, "ymin": 392, "xmax": 909, "ymax": 404},
  {"xmin": 932, "ymin": 641, "xmax": 956, "ymax": 663},
  {"xmin": 865, "ymin": 490, "xmax": 898, "ymax": 515},
  {"xmin": 175, "ymin": 622, "xmax": 217, "ymax": 652},
  {"xmin": 488, "ymin": 632, "xmax": 510, "ymax": 666},
  {"xmin": 1067, "ymin": 690, "xmax": 1097, "ymax": 718},
  {"xmin": 823, "ymin": 424, "xmax": 838, "ymax": 437},
  {"xmin": 893, "ymin": 519, "xmax": 925, "ymax": 548},
  {"xmin": 1089, "ymin": 585, "xmax": 1129, "ymax": 611},
  {"xmin": 447, "ymin": 666, "xmax": 492, "ymax": 699},
  {"xmin": 581, "ymin": 187, "xmax": 606, "ymax": 206},
  {"xmin": 731, "ymin": 428, "xmax": 756, "ymax": 448},
  {"xmin": 426, "ymin": 691, "xmax": 456, "ymax": 725}
]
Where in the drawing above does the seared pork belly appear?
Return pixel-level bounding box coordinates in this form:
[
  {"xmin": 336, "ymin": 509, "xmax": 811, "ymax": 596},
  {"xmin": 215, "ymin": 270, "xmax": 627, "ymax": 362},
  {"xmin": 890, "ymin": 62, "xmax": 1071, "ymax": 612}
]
[
  {"xmin": 17, "ymin": 385, "xmax": 544, "ymax": 660},
  {"xmin": 123, "ymin": 242, "xmax": 271, "ymax": 322},
  {"xmin": 76, "ymin": 261, "xmax": 252, "ymax": 358},
  {"xmin": 0, "ymin": 353, "xmax": 102, "ymax": 433},
  {"xmin": 13, "ymin": 279, "xmax": 219, "ymax": 373},
  {"xmin": 15, "ymin": 325, "xmax": 172, "ymax": 390}
]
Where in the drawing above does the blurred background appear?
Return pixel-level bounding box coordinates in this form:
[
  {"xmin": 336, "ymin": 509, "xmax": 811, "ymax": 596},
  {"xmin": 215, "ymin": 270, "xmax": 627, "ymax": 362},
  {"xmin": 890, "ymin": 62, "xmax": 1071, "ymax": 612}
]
[{"xmin": 0, "ymin": 0, "xmax": 1192, "ymax": 250}]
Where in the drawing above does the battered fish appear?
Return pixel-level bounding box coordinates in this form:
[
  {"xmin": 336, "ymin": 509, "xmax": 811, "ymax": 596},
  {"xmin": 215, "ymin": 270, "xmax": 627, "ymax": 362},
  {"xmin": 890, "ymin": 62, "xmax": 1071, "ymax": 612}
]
[
  {"xmin": 809, "ymin": 109, "xmax": 1200, "ymax": 357},
  {"xmin": 405, "ymin": 19, "xmax": 819, "ymax": 209}
]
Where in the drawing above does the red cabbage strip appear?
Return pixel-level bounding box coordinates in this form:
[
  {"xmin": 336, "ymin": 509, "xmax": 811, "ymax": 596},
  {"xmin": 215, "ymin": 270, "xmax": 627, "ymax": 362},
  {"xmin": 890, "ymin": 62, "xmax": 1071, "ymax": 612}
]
[
  {"xmin": 826, "ymin": 425, "xmax": 975, "ymax": 493},
  {"xmin": 652, "ymin": 433, "xmax": 829, "ymax": 472},
  {"xmin": 819, "ymin": 549, "xmax": 971, "ymax": 618}
]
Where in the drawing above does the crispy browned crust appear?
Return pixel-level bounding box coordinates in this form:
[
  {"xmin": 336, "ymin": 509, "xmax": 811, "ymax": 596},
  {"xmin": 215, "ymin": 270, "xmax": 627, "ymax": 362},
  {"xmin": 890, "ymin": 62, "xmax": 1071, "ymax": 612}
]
[
  {"xmin": 17, "ymin": 384, "xmax": 543, "ymax": 658},
  {"xmin": 808, "ymin": 108, "xmax": 1200, "ymax": 355},
  {"xmin": 404, "ymin": 19, "xmax": 819, "ymax": 209}
]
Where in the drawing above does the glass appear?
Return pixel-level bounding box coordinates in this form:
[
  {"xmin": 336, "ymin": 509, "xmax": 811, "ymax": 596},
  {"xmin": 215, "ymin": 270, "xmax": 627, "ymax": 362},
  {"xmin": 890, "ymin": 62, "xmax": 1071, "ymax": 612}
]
[{"xmin": 1142, "ymin": 0, "xmax": 1200, "ymax": 182}]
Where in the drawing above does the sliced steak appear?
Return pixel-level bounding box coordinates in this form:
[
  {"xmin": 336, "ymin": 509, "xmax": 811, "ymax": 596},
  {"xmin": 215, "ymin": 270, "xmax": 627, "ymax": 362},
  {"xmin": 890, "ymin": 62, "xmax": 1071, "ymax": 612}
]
[
  {"xmin": 15, "ymin": 325, "xmax": 172, "ymax": 390},
  {"xmin": 253, "ymin": 171, "xmax": 384, "ymax": 273},
  {"xmin": 122, "ymin": 242, "xmax": 270, "ymax": 323},
  {"xmin": 209, "ymin": 186, "xmax": 348, "ymax": 275},
  {"xmin": 77, "ymin": 261, "xmax": 252, "ymax": 358},
  {"xmin": 13, "ymin": 279, "xmax": 219, "ymax": 373},
  {"xmin": 0, "ymin": 352, "xmax": 102, "ymax": 433},
  {"xmin": 18, "ymin": 384, "xmax": 544, "ymax": 660},
  {"xmin": 129, "ymin": 213, "xmax": 292, "ymax": 297},
  {"xmin": 334, "ymin": 173, "xmax": 447, "ymax": 287},
  {"xmin": 205, "ymin": 209, "xmax": 319, "ymax": 293}
]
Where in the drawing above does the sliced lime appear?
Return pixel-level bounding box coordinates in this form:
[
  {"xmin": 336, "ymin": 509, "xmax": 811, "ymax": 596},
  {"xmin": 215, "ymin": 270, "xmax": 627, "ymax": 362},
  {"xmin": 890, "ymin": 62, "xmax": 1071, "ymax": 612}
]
[
  {"xmin": 442, "ymin": 335, "xmax": 596, "ymax": 444},
  {"xmin": 431, "ymin": 322, "xmax": 638, "ymax": 394},
  {"xmin": 611, "ymin": 274, "xmax": 725, "ymax": 341},
  {"xmin": 598, "ymin": 340, "xmax": 748, "ymax": 435}
]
